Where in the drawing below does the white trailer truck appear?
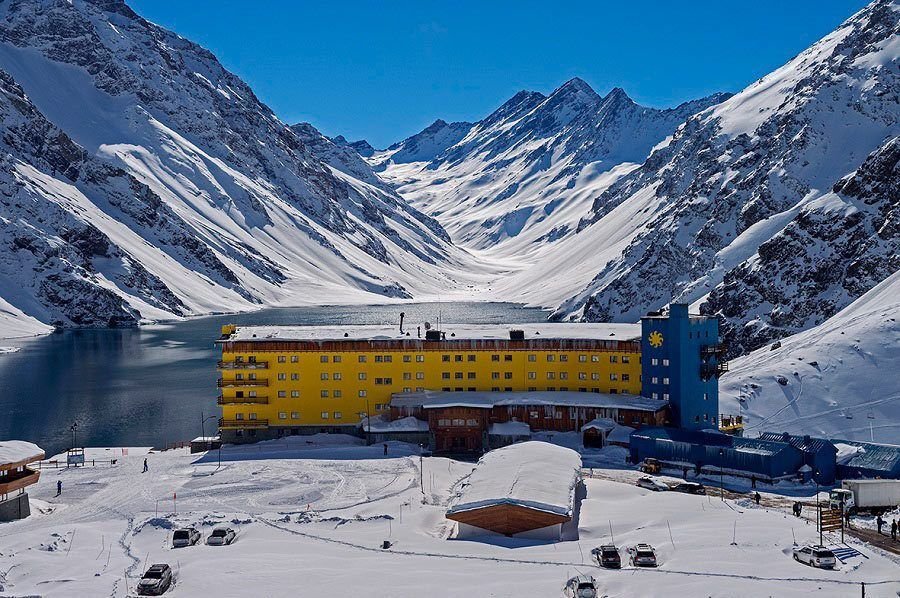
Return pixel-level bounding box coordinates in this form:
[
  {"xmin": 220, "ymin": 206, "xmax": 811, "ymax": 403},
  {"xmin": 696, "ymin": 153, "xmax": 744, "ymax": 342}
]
[{"xmin": 829, "ymin": 479, "xmax": 900, "ymax": 514}]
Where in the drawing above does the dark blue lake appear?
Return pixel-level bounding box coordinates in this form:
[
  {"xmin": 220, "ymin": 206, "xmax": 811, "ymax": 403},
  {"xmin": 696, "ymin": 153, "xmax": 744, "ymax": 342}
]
[{"xmin": 0, "ymin": 303, "xmax": 548, "ymax": 455}]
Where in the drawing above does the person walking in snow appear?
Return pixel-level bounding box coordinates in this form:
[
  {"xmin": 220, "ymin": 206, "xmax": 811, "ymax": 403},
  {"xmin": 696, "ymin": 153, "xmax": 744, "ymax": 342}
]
[
  {"xmin": 754, "ymin": 492, "xmax": 761, "ymax": 505},
  {"xmin": 876, "ymin": 514, "xmax": 884, "ymax": 535},
  {"xmin": 143, "ymin": 458, "xmax": 148, "ymax": 473},
  {"xmin": 891, "ymin": 519, "xmax": 897, "ymax": 541},
  {"xmin": 56, "ymin": 480, "xmax": 62, "ymax": 496}
]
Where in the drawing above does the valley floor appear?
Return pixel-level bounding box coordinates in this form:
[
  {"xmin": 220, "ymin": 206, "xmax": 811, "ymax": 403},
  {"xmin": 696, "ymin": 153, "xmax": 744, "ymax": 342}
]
[{"xmin": 2, "ymin": 437, "xmax": 898, "ymax": 598}]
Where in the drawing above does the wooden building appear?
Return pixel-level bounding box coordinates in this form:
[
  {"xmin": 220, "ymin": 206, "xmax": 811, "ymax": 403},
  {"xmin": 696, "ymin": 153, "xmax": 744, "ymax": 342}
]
[{"xmin": 0, "ymin": 441, "xmax": 44, "ymax": 522}]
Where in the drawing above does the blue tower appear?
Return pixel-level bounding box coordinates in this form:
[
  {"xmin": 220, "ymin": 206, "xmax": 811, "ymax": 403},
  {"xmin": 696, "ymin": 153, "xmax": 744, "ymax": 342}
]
[{"xmin": 641, "ymin": 304, "xmax": 725, "ymax": 430}]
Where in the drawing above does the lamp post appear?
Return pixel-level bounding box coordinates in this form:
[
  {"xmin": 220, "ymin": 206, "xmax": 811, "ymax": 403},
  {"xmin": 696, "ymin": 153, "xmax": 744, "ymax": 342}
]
[
  {"xmin": 201, "ymin": 412, "xmax": 217, "ymax": 442},
  {"xmin": 815, "ymin": 471, "xmax": 822, "ymax": 546},
  {"xmin": 718, "ymin": 448, "xmax": 725, "ymax": 502},
  {"xmin": 70, "ymin": 422, "xmax": 78, "ymax": 450}
]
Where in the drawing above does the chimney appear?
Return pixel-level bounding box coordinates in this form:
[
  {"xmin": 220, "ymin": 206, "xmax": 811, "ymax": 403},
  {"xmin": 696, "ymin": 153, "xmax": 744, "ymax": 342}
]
[
  {"xmin": 399, "ymin": 312, "xmax": 405, "ymax": 334},
  {"xmin": 417, "ymin": 326, "xmax": 421, "ymax": 338}
]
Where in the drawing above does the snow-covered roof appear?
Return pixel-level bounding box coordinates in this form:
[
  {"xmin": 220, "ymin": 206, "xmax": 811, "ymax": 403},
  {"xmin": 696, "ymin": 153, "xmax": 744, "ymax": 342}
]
[
  {"xmin": 222, "ymin": 322, "xmax": 641, "ymax": 343},
  {"xmin": 393, "ymin": 390, "xmax": 668, "ymax": 412},
  {"xmin": 488, "ymin": 421, "xmax": 532, "ymax": 436},
  {"xmin": 607, "ymin": 425, "xmax": 635, "ymax": 444},
  {"xmin": 447, "ymin": 441, "xmax": 581, "ymax": 518},
  {"xmin": 361, "ymin": 415, "xmax": 429, "ymax": 433},
  {"xmin": 0, "ymin": 441, "xmax": 44, "ymax": 466},
  {"xmin": 581, "ymin": 418, "xmax": 617, "ymax": 432}
]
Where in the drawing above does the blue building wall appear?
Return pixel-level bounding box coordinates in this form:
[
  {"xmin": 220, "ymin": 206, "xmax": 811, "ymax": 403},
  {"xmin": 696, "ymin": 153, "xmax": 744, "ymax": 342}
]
[
  {"xmin": 630, "ymin": 428, "xmax": 804, "ymax": 481},
  {"xmin": 758, "ymin": 433, "xmax": 836, "ymax": 484},
  {"xmin": 833, "ymin": 439, "xmax": 900, "ymax": 480},
  {"xmin": 641, "ymin": 304, "xmax": 721, "ymax": 430}
]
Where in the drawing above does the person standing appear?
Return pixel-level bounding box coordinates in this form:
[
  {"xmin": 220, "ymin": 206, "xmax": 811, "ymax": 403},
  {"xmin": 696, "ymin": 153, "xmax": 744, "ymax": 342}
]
[
  {"xmin": 56, "ymin": 480, "xmax": 62, "ymax": 496},
  {"xmin": 876, "ymin": 514, "xmax": 884, "ymax": 535},
  {"xmin": 891, "ymin": 519, "xmax": 897, "ymax": 542},
  {"xmin": 754, "ymin": 492, "xmax": 761, "ymax": 505},
  {"xmin": 143, "ymin": 457, "xmax": 148, "ymax": 473}
]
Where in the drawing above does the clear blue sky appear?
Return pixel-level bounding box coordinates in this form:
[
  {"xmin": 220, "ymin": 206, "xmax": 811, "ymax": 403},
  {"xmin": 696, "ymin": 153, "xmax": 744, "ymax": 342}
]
[{"xmin": 129, "ymin": 0, "xmax": 869, "ymax": 148}]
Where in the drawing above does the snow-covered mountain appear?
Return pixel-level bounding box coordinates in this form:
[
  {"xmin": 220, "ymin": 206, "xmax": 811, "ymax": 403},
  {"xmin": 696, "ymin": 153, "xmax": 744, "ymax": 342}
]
[
  {"xmin": 552, "ymin": 0, "xmax": 898, "ymax": 356},
  {"xmin": 0, "ymin": 0, "xmax": 474, "ymax": 335},
  {"xmin": 377, "ymin": 80, "xmax": 729, "ymax": 256},
  {"xmin": 720, "ymin": 269, "xmax": 900, "ymax": 443}
]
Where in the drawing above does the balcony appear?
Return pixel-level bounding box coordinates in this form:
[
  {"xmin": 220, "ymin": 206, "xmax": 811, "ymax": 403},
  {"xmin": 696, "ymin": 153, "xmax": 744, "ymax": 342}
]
[
  {"xmin": 719, "ymin": 414, "xmax": 744, "ymax": 435},
  {"xmin": 700, "ymin": 361, "xmax": 729, "ymax": 381},
  {"xmin": 700, "ymin": 344, "xmax": 726, "ymax": 357},
  {"xmin": 217, "ymin": 378, "xmax": 268, "ymax": 388},
  {"xmin": 217, "ymin": 360, "xmax": 268, "ymax": 370},
  {"xmin": 0, "ymin": 467, "xmax": 40, "ymax": 496},
  {"xmin": 218, "ymin": 418, "xmax": 269, "ymax": 430},
  {"xmin": 217, "ymin": 395, "xmax": 269, "ymax": 405}
]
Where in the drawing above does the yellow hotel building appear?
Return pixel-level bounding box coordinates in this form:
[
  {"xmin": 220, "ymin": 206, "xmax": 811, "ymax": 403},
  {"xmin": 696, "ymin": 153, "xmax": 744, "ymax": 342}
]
[{"xmin": 216, "ymin": 322, "xmax": 644, "ymax": 442}]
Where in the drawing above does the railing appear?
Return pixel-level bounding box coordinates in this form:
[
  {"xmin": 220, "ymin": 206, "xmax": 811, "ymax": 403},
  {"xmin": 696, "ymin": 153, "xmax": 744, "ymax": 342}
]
[
  {"xmin": 217, "ymin": 395, "xmax": 269, "ymax": 405},
  {"xmin": 700, "ymin": 361, "xmax": 729, "ymax": 380},
  {"xmin": 719, "ymin": 414, "xmax": 744, "ymax": 434},
  {"xmin": 216, "ymin": 378, "xmax": 269, "ymax": 388},
  {"xmin": 700, "ymin": 344, "xmax": 726, "ymax": 357},
  {"xmin": 217, "ymin": 360, "xmax": 268, "ymax": 370},
  {"xmin": 0, "ymin": 468, "xmax": 40, "ymax": 495},
  {"xmin": 218, "ymin": 418, "xmax": 269, "ymax": 429}
]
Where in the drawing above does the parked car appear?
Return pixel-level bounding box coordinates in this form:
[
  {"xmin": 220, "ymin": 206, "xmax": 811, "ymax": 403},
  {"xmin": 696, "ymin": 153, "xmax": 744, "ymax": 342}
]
[
  {"xmin": 563, "ymin": 575, "xmax": 600, "ymax": 598},
  {"xmin": 671, "ymin": 482, "xmax": 706, "ymax": 495},
  {"xmin": 591, "ymin": 544, "xmax": 621, "ymax": 569},
  {"xmin": 172, "ymin": 527, "xmax": 201, "ymax": 548},
  {"xmin": 206, "ymin": 527, "xmax": 236, "ymax": 546},
  {"xmin": 137, "ymin": 563, "xmax": 172, "ymax": 596},
  {"xmin": 636, "ymin": 477, "xmax": 668, "ymax": 492},
  {"xmin": 793, "ymin": 545, "xmax": 836, "ymax": 569},
  {"xmin": 628, "ymin": 543, "xmax": 658, "ymax": 567}
]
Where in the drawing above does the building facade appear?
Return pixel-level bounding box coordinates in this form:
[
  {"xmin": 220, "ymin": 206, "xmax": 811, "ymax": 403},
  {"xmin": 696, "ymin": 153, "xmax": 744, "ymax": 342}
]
[{"xmin": 216, "ymin": 323, "xmax": 644, "ymax": 442}]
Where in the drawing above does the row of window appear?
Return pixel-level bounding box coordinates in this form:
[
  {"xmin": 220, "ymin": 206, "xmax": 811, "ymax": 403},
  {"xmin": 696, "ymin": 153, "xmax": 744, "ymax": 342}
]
[
  {"xmin": 254, "ymin": 386, "xmax": 633, "ymax": 399},
  {"xmin": 236, "ymin": 353, "xmax": 638, "ymax": 364}
]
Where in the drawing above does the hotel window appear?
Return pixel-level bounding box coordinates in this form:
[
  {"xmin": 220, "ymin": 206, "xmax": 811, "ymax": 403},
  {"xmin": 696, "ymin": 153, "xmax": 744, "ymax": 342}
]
[
  {"xmin": 592, "ymin": 388, "xmax": 600, "ymax": 393},
  {"xmin": 560, "ymin": 386, "xmax": 568, "ymax": 391},
  {"xmin": 291, "ymin": 373, "xmax": 299, "ymax": 381},
  {"xmin": 467, "ymin": 355, "xmax": 476, "ymax": 362},
  {"xmin": 703, "ymin": 393, "xmax": 709, "ymax": 401},
  {"xmin": 291, "ymin": 355, "xmax": 299, "ymax": 363},
  {"xmin": 662, "ymin": 358, "xmax": 670, "ymax": 367},
  {"xmin": 375, "ymin": 378, "xmax": 392, "ymax": 385},
  {"xmin": 505, "ymin": 387, "xmax": 512, "ymax": 391},
  {"xmin": 333, "ymin": 372, "xmax": 342, "ymax": 380},
  {"xmin": 403, "ymin": 372, "xmax": 412, "ymax": 380},
  {"xmin": 320, "ymin": 355, "xmax": 328, "ymax": 363},
  {"xmin": 249, "ymin": 413, "xmax": 257, "ymax": 420},
  {"xmin": 609, "ymin": 373, "xmax": 618, "ymax": 381},
  {"xmin": 278, "ymin": 356, "xmax": 286, "ymax": 363},
  {"xmin": 403, "ymin": 355, "xmax": 411, "ymax": 363},
  {"xmin": 578, "ymin": 372, "xmax": 587, "ymax": 380},
  {"xmin": 443, "ymin": 387, "xmax": 451, "ymax": 391},
  {"xmin": 663, "ymin": 393, "xmax": 670, "ymax": 400},
  {"xmin": 321, "ymin": 412, "xmax": 329, "ymax": 419},
  {"xmin": 555, "ymin": 411, "xmax": 563, "ymax": 420},
  {"xmin": 332, "ymin": 355, "xmax": 341, "ymax": 363},
  {"xmin": 415, "ymin": 387, "xmax": 424, "ymax": 392},
  {"xmin": 491, "ymin": 387, "xmax": 500, "ymax": 392},
  {"xmin": 609, "ymin": 389, "xmax": 617, "ymax": 394},
  {"xmin": 455, "ymin": 387, "xmax": 463, "ymax": 391},
  {"xmin": 442, "ymin": 372, "xmax": 451, "ymax": 380},
  {"xmin": 291, "ymin": 390, "xmax": 299, "ymax": 398},
  {"xmin": 334, "ymin": 412, "xmax": 342, "ymax": 420},
  {"xmin": 652, "ymin": 392, "xmax": 659, "ymax": 399},
  {"xmin": 622, "ymin": 374, "xmax": 630, "ymax": 382},
  {"xmin": 247, "ymin": 391, "xmax": 255, "ymax": 397},
  {"xmin": 384, "ymin": 355, "xmax": 392, "ymax": 363},
  {"xmin": 528, "ymin": 386, "xmax": 537, "ymax": 391},
  {"xmin": 278, "ymin": 373, "xmax": 287, "ymax": 380},
  {"xmin": 359, "ymin": 373, "xmax": 367, "ymax": 380},
  {"xmin": 579, "ymin": 387, "xmax": 587, "ymax": 392},
  {"xmin": 442, "ymin": 355, "xmax": 451, "ymax": 362},
  {"xmin": 291, "ymin": 412, "xmax": 299, "ymax": 419},
  {"xmin": 236, "ymin": 413, "xmax": 244, "ymax": 420},
  {"xmin": 652, "ymin": 376, "xmax": 658, "ymax": 384},
  {"xmin": 438, "ymin": 419, "xmax": 450, "ymax": 426},
  {"xmin": 235, "ymin": 356, "xmax": 244, "ymax": 363},
  {"xmin": 358, "ymin": 390, "xmax": 367, "ymax": 397},
  {"xmin": 467, "ymin": 387, "xmax": 476, "ymax": 392},
  {"xmin": 416, "ymin": 355, "xmax": 425, "ymax": 362},
  {"xmin": 320, "ymin": 373, "xmax": 329, "ymax": 380},
  {"xmin": 491, "ymin": 372, "xmax": 500, "ymax": 380},
  {"xmin": 578, "ymin": 355, "xmax": 587, "ymax": 362},
  {"xmin": 491, "ymin": 354, "xmax": 500, "ymax": 362},
  {"xmin": 455, "ymin": 372, "xmax": 463, "ymax": 379},
  {"xmin": 278, "ymin": 391, "xmax": 286, "ymax": 398},
  {"xmin": 651, "ymin": 358, "xmax": 658, "ymax": 366},
  {"xmin": 467, "ymin": 419, "xmax": 478, "ymax": 426},
  {"xmin": 546, "ymin": 386, "xmax": 556, "ymax": 391},
  {"xmin": 591, "ymin": 355, "xmax": 599, "ymax": 362},
  {"xmin": 504, "ymin": 372, "xmax": 513, "ymax": 380},
  {"xmin": 560, "ymin": 372, "xmax": 569, "ymax": 380},
  {"xmin": 528, "ymin": 354, "xmax": 536, "ymax": 362},
  {"xmin": 559, "ymin": 355, "xmax": 568, "ymax": 362},
  {"xmin": 334, "ymin": 390, "xmax": 342, "ymax": 398},
  {"xmin": 374, "ymin": 404, "xmax": 384, "ymax": 411},
  {"xmin": 528, "ymin": 372, "xmax": 537, "ymax": 379},
  {"xmin": 235, "ymin": 374, "xmax": 244, "ymax": 381},
  {"xmin": 278, "ymin": 412, "xmax": 287, "ymax": 420},
  {"xmin": 504, "ymin": 355, "xmax": 513, "ymax": 362},
  {"xmin": 403, "ymin": 387, "xmax": 412, "ymax": 392},
  {"xmin": 546, "ymin": 372, "xmax": 555, "ymax": 380},
  {"xmin": 358, "ymin": 355, "xmax": 367, "ymax": 363},
  {"xmin": 703, "ymin": 413, "xmax": 708, "ymax": 421},
  {"xmin": 622, "ymin": 355, "xmax": 630, "ymax": 363},
  {"xmin": 455, "ymin": 354, "xmax": 463, "ymax": 362},
  {"xmin": 662, "ymin": 377, "xmax": 670, "ymax": 385},
  {"xmin": 610, "ymin": 355, "xmax": 618, "ymax": 363},
  {"xmin": 547, "ymin": 355, "xmax": 555, "ymax": 362},
  {"xmin": 591, "ymin": 373, "xmax": 600, "ymax": 380},
  {"xmin": 416, "ymin": 372, "xmax": 424, "ymax": 380},
  {"xmin": 467, "ymin": 372, "xmax": 476, "ymax": 379},
  {"xmin": 375, "ymin": 355, "xmax": 383, "ymax": 363},
  {"xmin": 320, "ymin": 390, "xmax": 329, "ymax": 398}
]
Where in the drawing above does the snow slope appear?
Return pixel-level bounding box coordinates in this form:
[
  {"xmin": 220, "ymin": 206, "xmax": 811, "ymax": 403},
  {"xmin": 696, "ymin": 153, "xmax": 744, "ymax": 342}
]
[
  {"xmin": 377, "ymin": 79, "xmax": 728, "ymax": 260},
  {"xmin": 559, "ymin": 0, "xmax": 898, "ymax": 355},
  {"xmin": 0, "ymin": 0, "xmax": 487, "ymax": 336},
  {"xmin": 721, "ymin": 269, "xmax": 900, "ymax": 444},
  {"xmin": 1, "ymin": 441, "xmax": 897, "ymax": 597}
]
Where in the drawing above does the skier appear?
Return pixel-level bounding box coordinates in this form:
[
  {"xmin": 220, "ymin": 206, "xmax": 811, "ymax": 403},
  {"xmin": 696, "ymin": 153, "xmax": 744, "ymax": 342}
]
[
  {"xmin": 143, "ymin": 457, "xmax": 148, "ymax": 473},
  {"xmin": 56, "ymin": 480, "xmax": 62, "ymax": 496},
  {"xmin": 754, "ymin": 492, "xmax": 761, "ymax": 505},
  {"xmin": 890, "ymin": 519, "xmax": 897, "ymax": 541}
]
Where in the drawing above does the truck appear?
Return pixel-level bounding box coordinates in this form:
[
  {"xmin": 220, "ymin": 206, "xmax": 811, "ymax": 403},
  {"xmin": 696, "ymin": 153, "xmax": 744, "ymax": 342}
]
[{"xmin": 829, "ymin": 479, "xmax": 900, "ymax": 514}]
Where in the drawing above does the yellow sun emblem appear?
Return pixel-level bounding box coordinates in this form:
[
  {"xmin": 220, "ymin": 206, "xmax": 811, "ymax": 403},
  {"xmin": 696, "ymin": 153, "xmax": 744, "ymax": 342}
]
[{"xmin": 648, "ymin": 331, "xmax": 664, "ymax": 348}]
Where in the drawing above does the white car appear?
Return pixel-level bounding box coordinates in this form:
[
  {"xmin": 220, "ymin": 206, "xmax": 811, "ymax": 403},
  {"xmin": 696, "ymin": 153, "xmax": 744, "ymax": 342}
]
[
  {"xmin": 563, "ymin": 575, "xmax": 600, "ymax": 598},
  {"xmin": 636, "ymin": 477, "xmax": 668, "ymax": 492},
  {"xmin": 627, "ymin": 543, "xmax": 658, "ymax": 567},
  {"xmin": 206, "ymin": 527, "xmax": 236, "ymax": 546},
  {"xmin": 793, "ymin": 545, "xmax": 836, "ymax": 569}
]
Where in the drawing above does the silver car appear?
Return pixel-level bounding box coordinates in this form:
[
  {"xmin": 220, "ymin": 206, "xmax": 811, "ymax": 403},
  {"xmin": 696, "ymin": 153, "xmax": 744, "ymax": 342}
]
[
  {"xmin": 793, "ymin": 545, "xmax": 836, "ymax": 569},
  {"xmin": 636, "ymin": 477, "xmax": 668, "ymax": 492},
  {"xmin": 172, "ymin": 527, "xmax": 200, "ymax": 548},
  {"xmin": 564, "ymin": 575, "xmax": 599, "ymax": 598},
  {"xmin": 628, "ymin": 543, "xmax": 658, "ymax": 567},
  {"xmin": 206, "ymin": 527, "xmax": 236, "ymax": 546}
]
